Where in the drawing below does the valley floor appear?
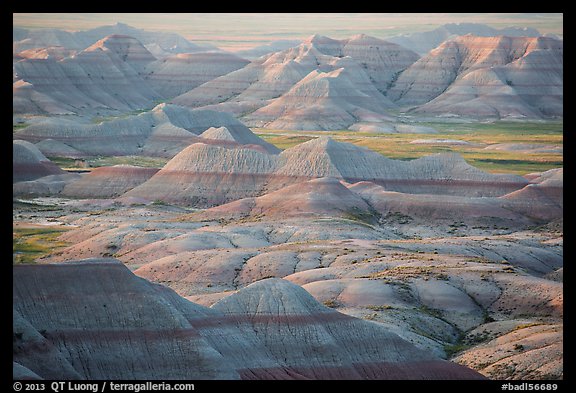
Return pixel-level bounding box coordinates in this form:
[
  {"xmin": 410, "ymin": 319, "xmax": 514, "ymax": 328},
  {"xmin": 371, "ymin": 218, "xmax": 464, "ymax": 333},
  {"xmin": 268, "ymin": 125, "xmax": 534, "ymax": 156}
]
[{"xmin": 13, "ymin": 195, "xmax": 563, "ymax": 380}]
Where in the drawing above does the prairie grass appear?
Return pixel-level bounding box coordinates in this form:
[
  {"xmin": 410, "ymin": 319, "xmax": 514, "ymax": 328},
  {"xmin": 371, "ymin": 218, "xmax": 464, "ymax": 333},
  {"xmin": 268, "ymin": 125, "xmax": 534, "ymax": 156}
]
[
  {"xmin": 87, "ymin": 156, "xmax": 168, "ymax": 168},
  {"xmin": 49, "ymin": 155, "xmax": 168, "ymax": 170},
  {"xmin": 90, "ymin": 108, "xmax": 148, "ymax": 124},
  {"xmin": 13, "ymin": 123, "xmax": 29, "ymax": 132},
  {"xmin": 13, "ymin": 226, "xmax": 70, "ymax": 264},
  {"xmin": 254, "ymin": 121, "xmax": 563, "ymax": 175}
]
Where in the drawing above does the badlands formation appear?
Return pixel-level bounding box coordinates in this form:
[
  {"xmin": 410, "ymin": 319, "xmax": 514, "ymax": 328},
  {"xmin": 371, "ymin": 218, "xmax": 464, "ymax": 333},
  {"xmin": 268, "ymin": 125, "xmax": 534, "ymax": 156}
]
[
  {"xmin": 14, "ymin": 24, "xmax": 562, "ymax": 126},
  {"xmin": 13, "ymin": 127, "xmax": 564, "ymax": 380},
  {"xmin": 14, "ymin": 260, "xmax": 483, "ymax": 380},
  {"xmin": 388, "ymin": 36, "xmax": 563, "ymax": 118},
  {"xmin": 13, "ymin": 21, "xmax": 563, "ymax": 381}
]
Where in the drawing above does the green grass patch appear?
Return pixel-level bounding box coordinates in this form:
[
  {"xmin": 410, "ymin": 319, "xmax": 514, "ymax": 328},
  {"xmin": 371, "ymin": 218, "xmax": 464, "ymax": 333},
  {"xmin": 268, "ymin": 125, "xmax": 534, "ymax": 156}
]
[
  {"xmin": 341, "ymin": 207, "xmax": 379, "ymax": 225},
  {"xmin": 13, "ymin": 123, "xmax": 29, "ymax": 132},
  {"xmin": 87, "ymin": 156, "xmax": 168, "ymax": 168},
  {"xmin": 90, "ymin": 108, "xmax": 149, "ymax": 124},
  {"xmin": 254, "ymin": 121, "xmax": 563, "ymax": 175},
  {"xmin": 444, "ymin": 342, "xmax": 472, "ymax": 358},
  {"xmin": 13, "ymin": 200, "xmax": 60, "ymax": 212},
  {"xmin": 323, "ymin": 299, "xmax": 340, "ymax": 308},
  {"xmin": 48, "ymin": 155, "xmax": 169, "ymax": 170},
  {"xmin": 48, "ymin": 157, "xmax": 84, "ymax": 170},
  {"xmin": 366, "ymin": 304, "xmax": 395, "ymax": 311},
  {"xmin": 257, "ymin": 134, "xmax": 315, "ymax": 150},
  {"xmin": 13, "ymin": 226, "xmax": 71, "ymax": 264}
]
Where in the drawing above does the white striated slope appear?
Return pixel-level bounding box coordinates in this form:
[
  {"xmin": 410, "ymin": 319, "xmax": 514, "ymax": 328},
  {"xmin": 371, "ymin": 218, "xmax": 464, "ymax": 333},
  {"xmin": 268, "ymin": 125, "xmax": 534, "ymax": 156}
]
[
  {"xmin": 144, "ymin": 52, "xmax": 249, "ymax": 98},
  {"xmin": 172, "ymin": 34, "xmax": 419, "ymax": 130},
  {"xmin": 15, "ymin": 104, "xmax": 279, "ymax": 157},
  {"xmin": 13, "ymin": 35, "xmax": 162, "ymax": 115},
  {"xmin": 245, "ymin": 67, "xmax": 396, "ymax": 130},
  {"xmin": 386, "ymin": 23, "xmax": 541, "ymax": 55},
  {"xmin": 124, "ymin": 143, "xmax": 278, "ymax": 205},
  {"xmin": 126, "ymin": 136, "xmax": 528, "ymax": 206},
  {"xmin": 388, "ymin": 35, "xmax": 563, "ymax": 118},
  {"xmin": 14, "ymin": 261, "xmax": 484, "ymax": 380}
]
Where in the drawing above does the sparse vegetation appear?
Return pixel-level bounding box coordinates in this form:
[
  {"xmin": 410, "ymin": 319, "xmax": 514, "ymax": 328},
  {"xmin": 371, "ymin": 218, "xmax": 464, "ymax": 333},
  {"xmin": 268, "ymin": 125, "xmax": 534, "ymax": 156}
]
[
  {"xmin": 49, "ymin": 155, "xmax": 169, "ymax": 171},
  {"xmin": 444, "ymin": 342, "xmax": 472, "ymax": 358},
  {"xmin": 366, "ymin": 304, "xmax": 395, "ymax": 311},
  {"xmin": 463, "ymin": 331, "xmax": 493, "ymax": 346},
  {"xmin": 13, "ymin": 122, "xmax": 29, "ymax": 132},
  {"xmin": 341, "ymin": 207, "xmax": 379, "ymax": 225},
  {"xmin": 511, "ymin": 322, "xmax": 542, "ymax": 332},
  {"xmin": 88, "ymin": 155, "xmax": 168, "ymax": 168},
  {"xmin": 254, "ymin": 121, "xmax": 563, "ymax": 175},
  {"xmin": 418, "ymin": 304, "xmax": 444, "ymax": 320},
  {"xmin": 323, "ymin": 299, "xmax": 340, "ymax": 308},
  {"xmin": 384, "ymin": 211, "xmax": 413, "ymax": 224},
  {"xmin": 91, "ymin": 108, "xmax": 148, "ymax": 124},
  {"xmin": 513, "ymin": 343, "xmax": 525, "ymax": 351},
  {"xmin": 13, "ymin": 226, "xmax": 70, "ymax": 264}
]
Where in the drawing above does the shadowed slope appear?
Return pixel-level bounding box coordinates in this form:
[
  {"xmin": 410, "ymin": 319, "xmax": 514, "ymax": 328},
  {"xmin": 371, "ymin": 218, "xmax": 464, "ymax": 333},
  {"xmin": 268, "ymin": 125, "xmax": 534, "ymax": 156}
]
[
  {"xmin": 212, "ymin": 278, "xmax": 485, "ymax": 380},
  {"xmin": 13, "ymin": 140, "xmax": 65, "ymax": 182},
  {"xmin": 501, "ymin": 168, "xmax": 563, "ymax": 221},
  {"xmin": 61, "ymin": 166, "xmax": 159, "ymax": 198},
  {"xmin": 194, "ymin": 177, "xmax": 377, "ymax": 223},
  {"xmin": 14, "ymin": 260, "xmax": 484, "ymax": 380}
]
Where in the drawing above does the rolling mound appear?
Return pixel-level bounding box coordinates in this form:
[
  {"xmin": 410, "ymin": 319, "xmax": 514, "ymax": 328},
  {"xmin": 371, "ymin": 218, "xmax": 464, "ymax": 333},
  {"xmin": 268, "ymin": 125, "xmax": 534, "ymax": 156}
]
[
  {"xmin": 195, "ymin": 177, "xmax": 377, "ymax": 222},
  {"xmin": 127, "ymin": 136, "xmax": 528, "ymax": 207},
  {"xmin": 15, "ymin": 104, "xmax": 279, "ymax": 157},
  {"xmin": 274, "ymin": 137, "xmax": 526, "ymax": 195},
  {"xmin": 13, "ymin": 140, "xmax": 65, "ymax": 182},
  {"xmin": 211, "ymin": 278, "xmax": 484, "ymax": 380},
  {"xmin": 62, "ymin": 166, "xmax": 159, "ymax": 198},
  {"xmin": 501, "ymin": 168, "xmax": 563, "ymax": 221},
  {"xmin": 13, "ymin": 259, "xmax": 236, "ymax": 379},
  {"xmin": 194, "ymin": 169, "xmax": 556, "ymax": 231},
  {"xmin": 347, "ymin": 181, "xmax": 534, "ymax": 227},
  {"xmin": 124, "ymin": 143, "xmax": 278, "ymax": 206},
  {"xmin": 13, "ymin": 260, "xmax": 483, "ymax": 380},
  {"xmin": 454, "ymin": 323, "xmax": 562, "ymax": 379}
]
